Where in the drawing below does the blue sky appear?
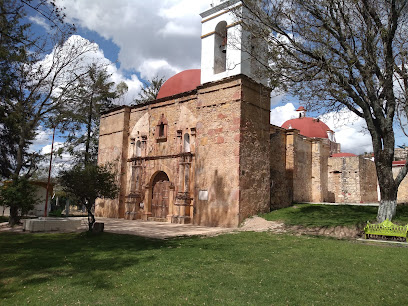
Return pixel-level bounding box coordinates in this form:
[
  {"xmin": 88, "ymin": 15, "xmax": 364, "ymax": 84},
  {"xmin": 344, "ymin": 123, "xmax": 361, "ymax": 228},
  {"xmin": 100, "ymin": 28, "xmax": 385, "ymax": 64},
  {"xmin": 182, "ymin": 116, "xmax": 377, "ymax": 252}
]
[{"xmin": 27, "ymin": 0, "xmax": 406, "ymax": 156}]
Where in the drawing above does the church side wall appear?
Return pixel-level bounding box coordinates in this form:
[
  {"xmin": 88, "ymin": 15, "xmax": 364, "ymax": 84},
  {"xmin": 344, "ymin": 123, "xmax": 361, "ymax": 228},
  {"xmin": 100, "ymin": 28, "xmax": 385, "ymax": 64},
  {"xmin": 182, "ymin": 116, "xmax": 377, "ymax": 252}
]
[
  {"xmin": 238, "ymin": 79, "xmax": 271, "ymax": 223},
  {"xmin": 269, "ymin": 126, "xmax": 291, "ymax": 209},
  {"xmin": 292, "ymin": 134, "xmax": 313, "ymax": 202},
  {"xmin": 311, "ymin": 140, "xmax": 330, "ymax": 203},
  {"xmin": 359, "ymin": 157, "xmax": 378, "ymax": 203},
  {"xmin": 327, "ymin": 157, "xmax": 361, "ymax": 203},
  {"xmin": 96, "ymin": 107, "xmax": 130, "ymax": 218},
  {"xmin": 194, "ymin": 78, "xmax": 242, "ymax": 227}
]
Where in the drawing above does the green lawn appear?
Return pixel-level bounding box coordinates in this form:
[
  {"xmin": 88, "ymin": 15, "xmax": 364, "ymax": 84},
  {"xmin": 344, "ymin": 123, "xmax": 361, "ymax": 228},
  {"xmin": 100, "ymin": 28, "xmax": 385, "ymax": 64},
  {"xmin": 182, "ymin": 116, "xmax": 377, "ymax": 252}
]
[
  {"xmin": 262, "ymin": 204, "xmax": 408, "ymax": 227},
  {"xmin": 0, "ymin": 216, "xmax": 8, "ymax": 222},
  {"xmin": 1, "ymin": 231, "xmax": 407, "ymax": 305}
]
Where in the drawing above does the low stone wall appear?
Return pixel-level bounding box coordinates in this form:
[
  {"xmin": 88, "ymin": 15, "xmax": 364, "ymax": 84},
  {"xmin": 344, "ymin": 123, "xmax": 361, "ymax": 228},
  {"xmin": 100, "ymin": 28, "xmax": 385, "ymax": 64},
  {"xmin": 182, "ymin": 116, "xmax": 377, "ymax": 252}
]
[{"xmin": 23, "ymin": 217, "xmax": 83, "ymax": 232}]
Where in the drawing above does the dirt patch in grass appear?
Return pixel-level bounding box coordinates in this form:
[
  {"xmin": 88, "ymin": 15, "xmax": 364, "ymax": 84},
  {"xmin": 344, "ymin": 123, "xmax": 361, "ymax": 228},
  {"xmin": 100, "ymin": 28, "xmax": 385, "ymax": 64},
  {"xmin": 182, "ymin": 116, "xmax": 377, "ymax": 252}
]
[
  {"xmin": 286, "ymin": 224, "xmax": 363, "ymax": 239},
  {"xmin": 240, "ymin": 216, "xmax": 286, "ymax": 232},
  {"xmin": 240, "ymin": 215, "xmax": 362, "ymax": 239}
]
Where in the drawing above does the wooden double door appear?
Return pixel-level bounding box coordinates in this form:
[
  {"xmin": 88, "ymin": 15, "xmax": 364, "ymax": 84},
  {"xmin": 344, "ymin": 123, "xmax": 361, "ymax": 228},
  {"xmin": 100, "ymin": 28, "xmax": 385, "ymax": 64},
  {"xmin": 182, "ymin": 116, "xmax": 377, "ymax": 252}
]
[{"xmin": 151, "ymin": 172, "xmax": 170, "ymax": 218}]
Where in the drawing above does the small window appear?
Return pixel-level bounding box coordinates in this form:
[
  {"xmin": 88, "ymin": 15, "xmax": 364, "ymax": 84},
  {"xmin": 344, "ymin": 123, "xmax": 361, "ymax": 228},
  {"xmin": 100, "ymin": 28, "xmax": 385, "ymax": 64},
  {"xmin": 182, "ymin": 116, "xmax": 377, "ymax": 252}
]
[
  {"xmin": 156, "ymin": 114, "xmax": 168, "ymax": 141},
  {"xmin": 159, "ymin": 123, "xmax": 165, "ymax": 137},
  {"xmin": 136, "ymin": 140, "xmax": 141, "ymax": 157},
  {"xmin": 184, "ymin": 133, "xmax": 190, "ymax": 153}
]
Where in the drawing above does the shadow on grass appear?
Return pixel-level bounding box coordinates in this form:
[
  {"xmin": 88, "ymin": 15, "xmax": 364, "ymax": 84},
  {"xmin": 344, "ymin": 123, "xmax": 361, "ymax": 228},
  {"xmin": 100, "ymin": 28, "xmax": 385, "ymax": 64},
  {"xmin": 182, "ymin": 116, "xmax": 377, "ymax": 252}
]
[{"xmin": 0, "ymin": 232, "xmax": 175, "ymax": 299}]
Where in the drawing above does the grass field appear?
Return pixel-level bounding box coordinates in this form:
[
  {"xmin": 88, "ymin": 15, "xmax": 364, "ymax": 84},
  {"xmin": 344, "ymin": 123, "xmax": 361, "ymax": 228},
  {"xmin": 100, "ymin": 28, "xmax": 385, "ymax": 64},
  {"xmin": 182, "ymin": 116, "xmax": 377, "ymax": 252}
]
[
  {"xmin": 262, "ymin": 204, "xmax": 408, "ymax": 227},
  {"xmin": 1, "ymin": 231, "xmax": 407, "ymax": 305}
]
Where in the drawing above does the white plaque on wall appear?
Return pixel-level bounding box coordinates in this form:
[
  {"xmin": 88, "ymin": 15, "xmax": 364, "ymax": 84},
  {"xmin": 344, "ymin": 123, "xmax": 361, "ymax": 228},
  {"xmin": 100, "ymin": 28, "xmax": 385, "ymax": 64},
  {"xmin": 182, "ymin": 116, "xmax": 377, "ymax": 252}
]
[{"xmin": 199, "ymin": 190, "xmax": 208, "ymax": 201}]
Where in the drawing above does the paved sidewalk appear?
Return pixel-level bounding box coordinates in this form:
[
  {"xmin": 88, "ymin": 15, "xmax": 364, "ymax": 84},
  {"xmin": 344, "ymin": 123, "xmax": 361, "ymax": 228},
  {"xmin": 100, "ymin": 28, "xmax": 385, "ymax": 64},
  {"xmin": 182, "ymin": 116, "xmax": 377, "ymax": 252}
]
[
  {"xmin": 96, "ymin": 218, "xmax": 234, "ymax": 239},
  {"xmin": 0, "ymin": 218, "xmax": 235, "ymax": 239}
]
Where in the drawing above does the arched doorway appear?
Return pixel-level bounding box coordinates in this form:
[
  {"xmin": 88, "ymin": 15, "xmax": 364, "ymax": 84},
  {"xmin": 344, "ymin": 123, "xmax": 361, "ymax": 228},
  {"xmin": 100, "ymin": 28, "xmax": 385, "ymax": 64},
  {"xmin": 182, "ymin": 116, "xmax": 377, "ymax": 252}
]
[{"xmin": 151, "ymin": 171, "xmax": 170, "ymax": 218}]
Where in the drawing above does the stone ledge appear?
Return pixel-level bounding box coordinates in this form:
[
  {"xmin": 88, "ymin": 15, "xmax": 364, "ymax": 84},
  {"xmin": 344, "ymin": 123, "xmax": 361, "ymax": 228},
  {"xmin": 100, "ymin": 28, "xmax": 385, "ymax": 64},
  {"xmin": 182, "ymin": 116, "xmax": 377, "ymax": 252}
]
[{"xmin": 23, "ymin": 217, "xmax": 83, "ymax": 232}]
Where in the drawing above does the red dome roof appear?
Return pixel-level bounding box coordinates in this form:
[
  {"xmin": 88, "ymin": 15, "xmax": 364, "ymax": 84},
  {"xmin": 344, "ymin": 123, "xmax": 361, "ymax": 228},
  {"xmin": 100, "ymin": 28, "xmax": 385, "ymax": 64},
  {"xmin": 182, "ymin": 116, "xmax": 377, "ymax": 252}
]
[
  {"xmin": 156, "ymin": 69, "xmax": 201, "ymax": 99},
  {"xmin": 331, "ymin": 153, "xmax": 357, "ymax": 157},
  {"xmin": 282, "ymin": 117, "xmax": 330, "ymax": 138}
]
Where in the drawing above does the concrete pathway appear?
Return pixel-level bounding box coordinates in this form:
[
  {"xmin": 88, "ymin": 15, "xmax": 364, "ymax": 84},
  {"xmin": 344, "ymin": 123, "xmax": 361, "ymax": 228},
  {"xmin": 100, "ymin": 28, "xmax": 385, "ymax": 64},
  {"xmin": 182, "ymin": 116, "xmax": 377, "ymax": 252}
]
[
  {"xmin": 96, "ymin": 218, "xmax": 234, "ymax": 239},
  {"xmin": 0, "ymin": 217, "xmax": 235, "ymax": 239}
]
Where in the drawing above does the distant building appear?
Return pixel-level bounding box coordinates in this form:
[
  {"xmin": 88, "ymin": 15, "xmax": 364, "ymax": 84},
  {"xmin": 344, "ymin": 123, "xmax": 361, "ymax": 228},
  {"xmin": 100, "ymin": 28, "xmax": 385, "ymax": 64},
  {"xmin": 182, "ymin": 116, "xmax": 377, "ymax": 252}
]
[{"xmin": 0, "ymin": 181, "xmax": 53, "ymax": 217}]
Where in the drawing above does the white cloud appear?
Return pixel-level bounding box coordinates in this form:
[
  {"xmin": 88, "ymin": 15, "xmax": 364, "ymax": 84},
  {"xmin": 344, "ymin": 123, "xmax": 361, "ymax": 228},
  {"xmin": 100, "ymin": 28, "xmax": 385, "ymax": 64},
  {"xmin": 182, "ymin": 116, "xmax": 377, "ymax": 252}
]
[
  {"xmin": 56, "ymin": 0, "xmax": 210, "ymax": 79},
  {"xmin": 29, "ymin": 16, "xmax": 51, "ymax": 31},
  {"xmin": 320, "ymin": 109, "xmax": 373, "ymax": 155},
  {"xmin": 270, "ymin": 103, "xmax": 298, "ymax": 126},
  {"xmin": 41, "ymin": 142, "xmax": 64, "ymax": 155},
  {"xmin": 35, "ymin": 34, "xmax": 143, "ymax": 105},
  {"xmin": 30, "ymin": 126, "xmax": 53, "ymax": 153}
]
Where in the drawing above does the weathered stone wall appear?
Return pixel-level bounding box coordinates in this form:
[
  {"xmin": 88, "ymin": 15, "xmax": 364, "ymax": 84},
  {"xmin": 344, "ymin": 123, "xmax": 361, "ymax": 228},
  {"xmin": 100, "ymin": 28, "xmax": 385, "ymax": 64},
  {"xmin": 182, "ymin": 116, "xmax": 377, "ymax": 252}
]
[
  {"xmin": 359, "ymin": 157, "xmax": 378, "ymax": 203},
  {"xmin": 238, "ymin": 78, "xmax": 271, "ymax": 223},
  {"xmin": 328, "ymin": 156, "xmax": 378, "ymax": 203},
  {"xmin": 394, "ymin": 148, "xmax": 408, "ymax": 161},
  {"xmin": 96, "ymin": 107, "xmax": 130, "ymax": 218},
  {"xmin": 393, "ymin": 166, "xmax": 408, "ymax": 203},
  {"xmin": 194, "ymin": 77, "xmax": 242, "ymax": 227},
  {"xmin": 311, "ymin": 140, "xmax": 330, "ymax": 202},
  {"xmin": 269, "ymin": 126, "xmax": 291, "ymax": 209},
  {"xmin": 328, "ymin": 157, "xmax": 359, "ymax": 203},
  {"xmin": 291, "ymin": 133, "xmax": 313, "ymax": 202}
]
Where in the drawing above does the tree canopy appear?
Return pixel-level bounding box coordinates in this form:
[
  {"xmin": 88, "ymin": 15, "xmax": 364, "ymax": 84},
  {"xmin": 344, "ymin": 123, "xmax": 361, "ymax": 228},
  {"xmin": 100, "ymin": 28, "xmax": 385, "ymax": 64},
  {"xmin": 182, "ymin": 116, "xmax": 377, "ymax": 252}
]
[
  {"xmin": 62, "ymin": 63, "xmax": 128, "ymax": 165},
  {"xmin": 133, "ymin": 76, "xmax": 166, "ymax": 105},
  {"xmin": 0, "ymin": 178, "xmax": 39, "ymax": 226},
  {"xmin": 59, "ymin": 164, "xmax": 118, "ymax": 231}
]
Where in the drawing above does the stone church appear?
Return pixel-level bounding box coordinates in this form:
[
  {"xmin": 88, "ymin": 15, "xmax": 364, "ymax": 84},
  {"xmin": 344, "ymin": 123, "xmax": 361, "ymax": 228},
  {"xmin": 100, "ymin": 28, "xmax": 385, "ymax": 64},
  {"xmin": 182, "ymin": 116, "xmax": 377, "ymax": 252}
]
[{"xmin": 95, "ymin": 0, "xmax": 381, "ymax": 227}]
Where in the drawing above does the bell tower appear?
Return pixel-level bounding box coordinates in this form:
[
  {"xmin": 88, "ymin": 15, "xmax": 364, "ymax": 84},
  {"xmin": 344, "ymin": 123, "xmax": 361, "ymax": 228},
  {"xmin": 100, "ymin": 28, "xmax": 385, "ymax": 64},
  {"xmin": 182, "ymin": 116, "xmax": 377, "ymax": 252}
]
[{"xmin": 200, "ymin": 0, "xmax": 267, "ymax": 85}]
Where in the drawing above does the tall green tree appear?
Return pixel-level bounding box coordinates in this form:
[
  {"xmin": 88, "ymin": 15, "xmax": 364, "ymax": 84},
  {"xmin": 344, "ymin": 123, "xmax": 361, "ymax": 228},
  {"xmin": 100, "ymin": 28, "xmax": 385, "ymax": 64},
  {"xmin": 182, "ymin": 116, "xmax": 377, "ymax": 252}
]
[
  {"xmin": 239, "ymin": 0, "xmax": 408, "ymax": 221},
  {"xmin": 62, "ymin": 64, "xmax": 128, "ymax": 165},
  {"xmin": 133, "ymin": 76, "xmax": 166, "ymax": 105},
  {"xmin": 0, "ymin": 0, "xmax": 98, "ymax": 225},
  {"xmin": 0, "ymin": 0, "xmax": 30, "ymax": 179}
]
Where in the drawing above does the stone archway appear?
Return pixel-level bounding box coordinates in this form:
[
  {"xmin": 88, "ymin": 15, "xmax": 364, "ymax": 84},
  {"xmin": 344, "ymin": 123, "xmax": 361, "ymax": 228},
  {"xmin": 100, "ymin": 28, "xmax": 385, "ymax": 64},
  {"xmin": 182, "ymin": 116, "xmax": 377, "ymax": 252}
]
[{"xmin": 151, "ymin": 171, "xmax": 170, "ymax": 219}]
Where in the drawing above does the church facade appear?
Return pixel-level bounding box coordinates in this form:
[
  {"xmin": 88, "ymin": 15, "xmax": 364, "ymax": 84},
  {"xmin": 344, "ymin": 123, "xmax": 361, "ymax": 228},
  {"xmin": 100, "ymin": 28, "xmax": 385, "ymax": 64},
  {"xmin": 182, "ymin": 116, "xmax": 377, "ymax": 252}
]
[{"xmin": 95, "ymin": 0, "xmax": 380, "ymax": 227}]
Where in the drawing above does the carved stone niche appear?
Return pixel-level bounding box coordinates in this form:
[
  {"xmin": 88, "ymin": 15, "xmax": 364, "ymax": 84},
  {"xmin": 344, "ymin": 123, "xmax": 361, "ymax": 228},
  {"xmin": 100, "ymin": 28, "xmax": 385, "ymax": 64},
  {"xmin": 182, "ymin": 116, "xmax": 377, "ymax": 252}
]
[
  {"xmin": 190, "ymin": 127, "xmax": 196, "ymax": 137},
  {"xmin": 175, "ymin": 192, "xmax": 192, "ymax": 204},
  {"xmin": 180, "ymin": 152, "xmax": 193, "ymax": 164},
  {"xmin": 156, "ymin": 114, "xmax": 168, "ymax": 142}
]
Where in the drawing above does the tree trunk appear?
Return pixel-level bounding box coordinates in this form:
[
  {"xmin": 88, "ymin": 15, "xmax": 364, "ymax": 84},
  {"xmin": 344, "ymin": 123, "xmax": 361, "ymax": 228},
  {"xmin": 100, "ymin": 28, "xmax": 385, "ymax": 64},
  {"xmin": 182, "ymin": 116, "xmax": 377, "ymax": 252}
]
[
  {"xmin": 8, "ymin": 206, "xmax": 20, "ymax": 226},
  {"xmin": 377, "ymin": 199, "xmax": 397, "ymax": 222},
  {"xmin": 376, "ymin": 162, "xmax": 398, "ymax": 222},
  {"xmin": 84, "ymin": 94, "xmax": 94, "ymax": 165},
  {"xmin": 86, "ymin": 204, "xmax": 95, "ymax": 232}
]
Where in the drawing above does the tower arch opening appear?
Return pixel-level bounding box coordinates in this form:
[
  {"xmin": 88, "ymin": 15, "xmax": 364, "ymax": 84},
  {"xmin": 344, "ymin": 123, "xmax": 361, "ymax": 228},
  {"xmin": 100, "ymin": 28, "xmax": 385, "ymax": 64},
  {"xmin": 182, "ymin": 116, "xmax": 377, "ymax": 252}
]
[{"xmin": 214, "ymin": 21, "xmax": 227, "ymax": 74}]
